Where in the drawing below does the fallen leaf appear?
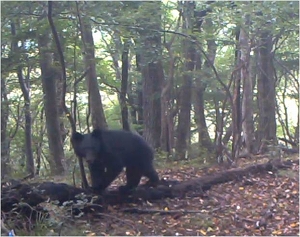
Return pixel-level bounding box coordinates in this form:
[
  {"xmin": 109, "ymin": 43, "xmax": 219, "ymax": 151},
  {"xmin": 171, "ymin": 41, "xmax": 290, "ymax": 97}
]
[{"xmin": 290, "ymin": 222, "xmax": 299, "ymax": 228}]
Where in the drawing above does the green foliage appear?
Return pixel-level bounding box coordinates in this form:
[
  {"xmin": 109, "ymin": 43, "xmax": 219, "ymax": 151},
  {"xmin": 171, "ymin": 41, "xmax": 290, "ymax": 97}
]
[
  {"xmin": 1, "ymin": 1, "xmax": 298, "ymax": 178},
  {"xmin": 104, "ymin": 101, "xmax": 123, "ymax": 129}
]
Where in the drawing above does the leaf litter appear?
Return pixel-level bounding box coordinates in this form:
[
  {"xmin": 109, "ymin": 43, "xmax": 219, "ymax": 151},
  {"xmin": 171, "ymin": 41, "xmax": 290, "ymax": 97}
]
[{"xmin": 55, "ymin": 157, "xmax": 299, "ymax": 236}]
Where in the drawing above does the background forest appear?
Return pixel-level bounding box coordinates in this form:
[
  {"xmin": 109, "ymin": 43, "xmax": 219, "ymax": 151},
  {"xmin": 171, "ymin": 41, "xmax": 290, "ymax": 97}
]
[
  {"xmin": 1, "ymin": 1, "xmax": 299, "ymax": 179},
  {"xmin": 1, "ymin": 1, "xmax": 299, "ymax": 236}
]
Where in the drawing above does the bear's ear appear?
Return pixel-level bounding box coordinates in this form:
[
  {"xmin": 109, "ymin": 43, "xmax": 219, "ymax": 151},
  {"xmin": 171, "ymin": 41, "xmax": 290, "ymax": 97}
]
[
  {"xmin": 91, "ymin": 129, "xmax": 102, "ymax": 139},
  {"xmin": 71, "ymin": 132, "xmax": 84, "ymax": 142}
]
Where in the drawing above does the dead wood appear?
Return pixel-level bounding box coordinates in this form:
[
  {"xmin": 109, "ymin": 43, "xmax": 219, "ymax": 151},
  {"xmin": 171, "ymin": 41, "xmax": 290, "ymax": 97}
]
[
  {"xmin": 1, "ymin": 158, "xmax": 295, "ymax": 215},
  {"xmin": 278, "ymin": 137, "xmax": 298, "ymax": 148}
]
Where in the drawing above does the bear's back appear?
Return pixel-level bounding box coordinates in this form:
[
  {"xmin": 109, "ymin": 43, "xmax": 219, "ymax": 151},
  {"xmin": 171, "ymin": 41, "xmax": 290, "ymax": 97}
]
[{"xmin": 101, "ymin": 129, "xmax": 153, "ymax": 159}]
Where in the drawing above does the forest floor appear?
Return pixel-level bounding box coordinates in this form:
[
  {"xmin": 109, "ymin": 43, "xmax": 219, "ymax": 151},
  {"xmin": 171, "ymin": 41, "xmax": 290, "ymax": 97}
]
[{"xmin": 6, "ymin": 155, "xmax": 299, "ymax": 236}]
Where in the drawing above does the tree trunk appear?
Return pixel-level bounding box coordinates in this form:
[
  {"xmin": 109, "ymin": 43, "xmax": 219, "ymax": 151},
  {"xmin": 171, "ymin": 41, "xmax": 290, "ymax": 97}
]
[
  {"xmin": 11, "ymin": 21, "xmax": 35, "ymax": 177},
  {"xmin": 48, "ymin": 1, "xmax": 89, "ymax": 188},
  {"xmin": 53, "ymin": 40, "xmax": 67, "ymax": 143},
  {"xmin": 1, "ymin": 76, "xmax": 11, "ymax": 179},
  {"xmin": 240, "ymin": 15, "xmax": 254, "ymax": 155},
  {"xmin": 160, "ymin": 45, "xmax": 175, "ymax": 156},
  {"xmin": 78, "ymin": 14, "xmax": 107, "ymax": 130},
  {"xmin": 257, "ymin": 29, "xmax": 277, "ymax": 152},
  {"xmin": 55, "ymin": 77, "xmax": 67, "ymax": 142},
  {"xmin": 17, "ymin": 66, "xmax": 35, "ymax": 176},
  {"xmin": 232, "ymin": 26, "xmax": 242, "ymax": 160},
  {"xmin": 135, "ymin": 53, "xmax": 144, "ymax": 135},
  {"xmin": 295, "ymin": 115, "xmax": 299, "ymax": 145},
  {"xmin": 141, "ymin": 57, "xmax": 164, "ymax": 148},
  {"xmin": 137, "ymin": 2, "xmax": 164, "ymax": 148},
  {"xmin": 194, "ymin": 84, "xmax": 215, "ymax": 152},
  {"xmin": 119, "ymin": 39, "xmax": 130, "ymax": 131},
  {"xmin": 35, "ymin": 109, "xmax": 45, "ymax": 176},
  {"xmin": 175, "ymin": 2, "xmax": 195, "ymax": 160},
  {"xmin": 193, "ymin": 9, "xmax": 215, "ymax": 154},
  {"xmin": 38, "ymin": 32, "xmax": 65, "ymax": 175}
]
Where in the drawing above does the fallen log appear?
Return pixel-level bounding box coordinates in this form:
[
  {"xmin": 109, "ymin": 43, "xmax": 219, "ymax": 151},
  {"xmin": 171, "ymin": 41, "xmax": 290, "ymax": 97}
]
[{"xmin": 1, "ymin": 158, "xmax": 295, "ymax": 215}]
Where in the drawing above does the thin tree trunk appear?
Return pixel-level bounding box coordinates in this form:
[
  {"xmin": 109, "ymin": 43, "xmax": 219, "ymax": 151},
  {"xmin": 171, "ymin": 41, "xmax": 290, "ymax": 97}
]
[
  {"xmin": 135, "ymin": 53, "xmax": 144, "ymax": 135},
  {"xmin": 161, "ymin": 46, "xmax": 175, "ymax": 155},
  {"xmin": 127, "ymin": 85, "xmax": 138, "ymax": 126},
  {"xmin": 232, "ymin": 26, "xmax": 242, "ymax": 160},
  {"xmin": 48, "ymin": 2, "xmax": 90, "ymax": 186},
  {"xmin": 51, "ymin": 34, "xmax": 67, "ymax": 143},
  {"xmin": 48, "ymin": 1, "xmax": 76, "ymax": 134},
  {"xmin": 295, "ymin": 115, "xmax": 299, "ymax": 145},
  {"xmin": 16, "ymin": 66, "xmax": 35, "ymax": 176},
  {"xmin": 52, "ymin": 49, "xmax": 67, "ymax": 142},
  {"xmin": 120, "ymin": 39, "xmax": 130, "ymax": 131},
  {"xmin": 222, "ymin": 124, "xmax": 233, "ymax": 145},
  {"xmin": 35, "ymin": 109, "xmax": 45, "ymax": 176},
  {"xmin": 38, "ymin": 32, "xmax": 65, "ymax": 175},
  {"xmin": 11, "ymin": 21, "xmax": 34, "ymax": 177},
  {"xmin": 240, "ymin": 15, "xmax": 254, "ymax": 155}
]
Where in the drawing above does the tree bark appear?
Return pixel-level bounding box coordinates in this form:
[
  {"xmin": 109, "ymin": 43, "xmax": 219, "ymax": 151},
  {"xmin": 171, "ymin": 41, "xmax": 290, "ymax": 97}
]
[
  {"xmin": 240, "ymin": 15, "xmax": 255, "ymax": 155},
  {"xmin": 120, "ymin": 39, "xmax": 130, "ymax": 131},
  {"xmin": 175, "ymin": 2, "xmax": 195, "ymax": 160},
  {"xmin": 232, "ymin": 26, "xmax": 242, "ymax": 160},
  {"xmin": 47, "ymin": 2, "xmax": 89, "ymax": 187},
  {"xmin": 35, "ymin": 109, "xmax": 45, "ymax": 176},
  {"xmin": 257, "ymin": 29, "xmax": 277, "ymax": 152},
  {"xmin": 160, "ymin": 45, "xmax": 175, "ymax": 155},
  {"xmin": 77, "ymin": 9, "xmax": 107, "ymax": 130},
  {"xmin": 141, "ymin": 59, "xmax": 164, "ymax": 148},
  {"xmin": 16, "ymin": 65, "xmax": 35, "ymax": 176},
  {"xmin": 193, "ymin": 9, "xmax": 215, "ymax": 154},
  {"xmin": 52, "ymin": 47, "xmax": 67, "ymax": 142},
  {"xmin": 197, "ymin": 25, "xmax": 216, "ymax": 153},
  {"xmin": 137, "ymin": 2, "xmax": 164, "ymax": 148},
  {"xmin": 135, "ymin": 53, "xmax": 144, "ymax": 135},
  {"xmin": 38, "ymin": 32, "xmax": 65, "ymax": 175}
]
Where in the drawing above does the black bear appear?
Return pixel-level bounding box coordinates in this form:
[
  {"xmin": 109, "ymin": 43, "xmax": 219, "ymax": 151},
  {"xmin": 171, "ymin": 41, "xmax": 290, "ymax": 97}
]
[{"xmin": 71, "ymin": 129, "xmax": 159, "ymax": 193}]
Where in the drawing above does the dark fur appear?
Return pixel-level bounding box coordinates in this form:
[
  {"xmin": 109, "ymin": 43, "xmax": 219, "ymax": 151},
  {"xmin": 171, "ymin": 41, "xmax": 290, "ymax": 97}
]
[{"xmin": 71, "ymin": 129, "xmax": 159, "ymax": 193}]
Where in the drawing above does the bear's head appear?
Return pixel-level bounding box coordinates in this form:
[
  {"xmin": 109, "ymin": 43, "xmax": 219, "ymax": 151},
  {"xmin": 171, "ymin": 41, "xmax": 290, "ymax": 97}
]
[{"xmin": 71, "ymin": 129, "xmax": 103, "ymax": 164}]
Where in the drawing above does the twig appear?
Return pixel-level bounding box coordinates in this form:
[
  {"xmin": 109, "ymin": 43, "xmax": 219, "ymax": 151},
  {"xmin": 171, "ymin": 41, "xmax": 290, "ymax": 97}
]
[
  {"xmin": 121, "ymin": 207, "xmax": 209, "ymax": 217},
  {"xmin": 74, "ymin": 67, "xmax": 90, "ymax": 86}
]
